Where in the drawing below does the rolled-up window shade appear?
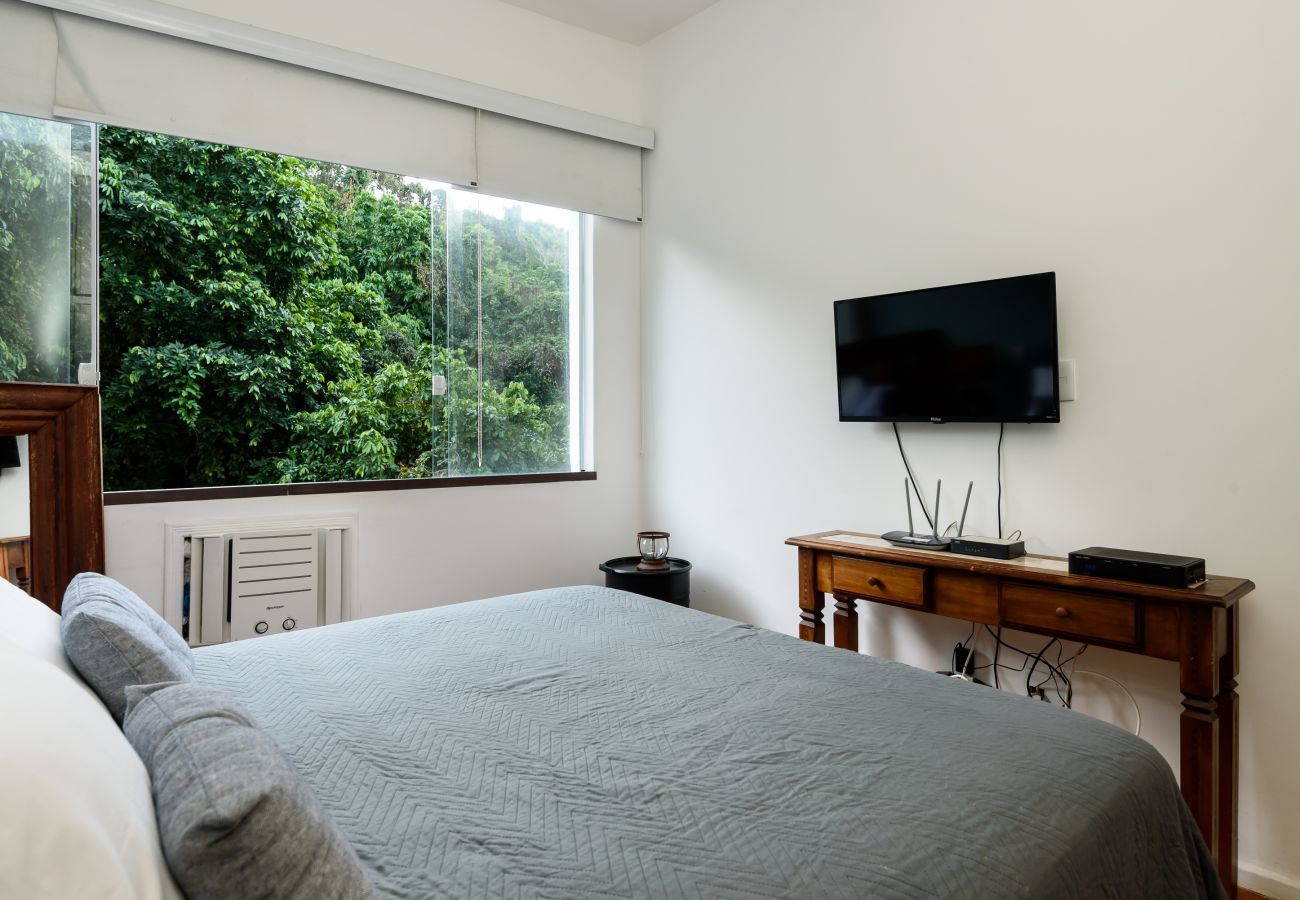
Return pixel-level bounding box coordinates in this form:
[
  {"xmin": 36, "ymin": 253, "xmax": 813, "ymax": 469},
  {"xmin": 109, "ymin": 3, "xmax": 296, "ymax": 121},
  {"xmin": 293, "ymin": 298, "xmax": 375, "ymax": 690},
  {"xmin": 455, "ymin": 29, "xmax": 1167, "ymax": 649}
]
[
  {"xmin": 0, "ymin": 1, "xmax": 57, "ymax": 118},
  {"xmin": 9, "ymin": 2, "xmax": 645, "ymax": 221},
  {"xmin": 476, "ymin": 111, "xmax": 643, "ymax": 222},
  {"xmin": 51, "ymin": 11, "xmax": 478, "ymax": 187}
]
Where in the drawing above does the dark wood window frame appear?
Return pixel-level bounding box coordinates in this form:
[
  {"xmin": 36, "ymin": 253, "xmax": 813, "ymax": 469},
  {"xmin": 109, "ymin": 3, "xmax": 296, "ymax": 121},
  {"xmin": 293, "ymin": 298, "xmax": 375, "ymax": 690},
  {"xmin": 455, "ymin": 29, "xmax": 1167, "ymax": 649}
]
[
  {"xmin": 0, "ymin": 383, "xmax": 105, "ymax": 610},
  {"xmin": 103, "ymin": 470, "xmax": 597, "ymax": 505}
]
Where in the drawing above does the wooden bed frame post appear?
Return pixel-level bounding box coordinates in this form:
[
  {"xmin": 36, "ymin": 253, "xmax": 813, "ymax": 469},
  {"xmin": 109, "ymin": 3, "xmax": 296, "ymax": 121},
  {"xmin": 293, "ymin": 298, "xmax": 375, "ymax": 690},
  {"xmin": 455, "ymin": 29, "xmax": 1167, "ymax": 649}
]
[{"xmin": 0, "ymin": 383, "xmax": 105, "ymax": 612}]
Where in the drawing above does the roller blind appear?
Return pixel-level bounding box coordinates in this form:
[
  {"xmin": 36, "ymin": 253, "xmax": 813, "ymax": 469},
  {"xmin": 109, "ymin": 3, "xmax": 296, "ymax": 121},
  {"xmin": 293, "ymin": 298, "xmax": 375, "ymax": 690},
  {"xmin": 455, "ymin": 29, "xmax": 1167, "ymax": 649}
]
[
  {"xmin": 51, "ymin": 12, "xmax": 478, "ymax": 188},
  {"xmin": 477, "ymin": 111, "xmax": 642, "ymax": 223},
  {"xmin": 0, "ymin": 1, "xmax": 645, "ymax": 220},
  {"xmin": 0, "ymin": 1, "xmax": 57, "ymax": 119}
]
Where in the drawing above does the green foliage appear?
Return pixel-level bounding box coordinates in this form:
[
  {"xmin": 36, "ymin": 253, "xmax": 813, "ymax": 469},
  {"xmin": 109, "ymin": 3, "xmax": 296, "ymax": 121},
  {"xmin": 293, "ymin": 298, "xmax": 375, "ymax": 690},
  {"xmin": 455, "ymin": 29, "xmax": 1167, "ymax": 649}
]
[
  {"xmin": 89, "ymin": 125, "xmax": 574, "ymax": 490},
  {"xmin": 0, "ymin": 114, "xmax": 93, "ymax": 382},
  {"xmin": 435, "ymin": 347, "xmax": 555, "ymax": 475},
  {"xmin": 445, "ymin": 207, "xmax": 573, "ymax": 471}
]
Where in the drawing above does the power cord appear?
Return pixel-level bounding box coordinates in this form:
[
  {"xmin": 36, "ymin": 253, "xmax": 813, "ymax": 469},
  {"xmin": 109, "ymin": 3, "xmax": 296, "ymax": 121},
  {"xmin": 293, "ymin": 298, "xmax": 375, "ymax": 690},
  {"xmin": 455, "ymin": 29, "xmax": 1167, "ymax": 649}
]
[
  {"xmin": 896, "ymin": 420, "xmax": 1012, "ymax": 541},
  {"xmin": 956, "ymin": 625, "xmax": 1139, "ymax": 735},
  {"xmin": 979, "ymin": 626, "xmax": 1081, "ymax": 706},
  {"xmin": 992, "ymin": 627, "xmax": 1001, "ymax": 689},
  {"xmin": 996, "ymin": 422, "xmax": 1005, "ymax": 539},
  {"xmin": 942, "ymin": 623, "xmax": 988, "ymax": 685},
  {"xmin": 1072, "ymin": 670, "xmax": 1142, "ymax": 736},
  {"xmin": 1038, "ymin": 641, "xmax": 1087, "ymax": 706},
  {"xmin": 1024, "ymin": 638, "xmax": 1060, "ymax": 700},
  {"xmin": 952, "ymin": 622, "xmax": 977, "ymax": 675},
  {"xmin": 892, "ymin": 422, "xmax": 935, "ymax": 530}
]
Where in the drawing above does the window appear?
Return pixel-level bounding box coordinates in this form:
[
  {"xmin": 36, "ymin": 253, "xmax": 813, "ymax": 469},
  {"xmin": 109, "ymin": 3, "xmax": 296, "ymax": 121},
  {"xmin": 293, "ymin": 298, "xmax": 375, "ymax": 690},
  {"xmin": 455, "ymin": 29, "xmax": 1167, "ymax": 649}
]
[
  {"xmin": 0, "ymin": 112, "xmax": 95, "ymax": 384},
  {"xmin": 443, "ymin": 190, "xmax": 584, "ymax": 477},
  {"xmin": 0, "ymin": 117, "xmax": 591, "ymax": 492}
]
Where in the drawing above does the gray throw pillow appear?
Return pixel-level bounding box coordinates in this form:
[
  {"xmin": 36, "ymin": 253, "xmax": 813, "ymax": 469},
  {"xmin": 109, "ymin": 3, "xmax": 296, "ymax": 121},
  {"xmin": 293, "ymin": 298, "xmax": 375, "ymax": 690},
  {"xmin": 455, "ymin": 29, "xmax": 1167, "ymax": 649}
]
[
  {"xmin": 123, "ymin": 682, "xmax": 374, "ymax": 900},
  {"xmin": 60, "ymin": 572, "xmax": 195, "ymax": 723}
]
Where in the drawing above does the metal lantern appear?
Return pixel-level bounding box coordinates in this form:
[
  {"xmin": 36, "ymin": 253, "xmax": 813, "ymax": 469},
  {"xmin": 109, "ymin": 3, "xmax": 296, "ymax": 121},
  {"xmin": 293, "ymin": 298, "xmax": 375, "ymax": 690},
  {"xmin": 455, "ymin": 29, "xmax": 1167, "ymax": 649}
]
[{"xmin": 636, "ymin": 531, "xmax": 670, "ymax": 572}]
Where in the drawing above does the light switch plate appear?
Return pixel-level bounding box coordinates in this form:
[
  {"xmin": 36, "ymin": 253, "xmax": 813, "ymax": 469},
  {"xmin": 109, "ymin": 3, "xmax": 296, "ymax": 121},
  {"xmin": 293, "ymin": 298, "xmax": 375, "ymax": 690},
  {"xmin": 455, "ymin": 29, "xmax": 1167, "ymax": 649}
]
[{"xmin": 1059, "ymin": 359, "xmax": 1076, "ymax": 402}]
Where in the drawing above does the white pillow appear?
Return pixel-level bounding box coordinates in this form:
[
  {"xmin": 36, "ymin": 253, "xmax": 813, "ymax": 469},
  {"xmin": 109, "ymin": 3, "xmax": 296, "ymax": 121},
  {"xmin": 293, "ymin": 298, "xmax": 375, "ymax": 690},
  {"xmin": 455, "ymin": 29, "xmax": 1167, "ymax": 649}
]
[
  {"xmin": 0, "ymin": 576, "xmax": 81, "ymax": 682},
  {"xmin": 0, "ymin": 637, "xmax": 183, "ymax": 900}
]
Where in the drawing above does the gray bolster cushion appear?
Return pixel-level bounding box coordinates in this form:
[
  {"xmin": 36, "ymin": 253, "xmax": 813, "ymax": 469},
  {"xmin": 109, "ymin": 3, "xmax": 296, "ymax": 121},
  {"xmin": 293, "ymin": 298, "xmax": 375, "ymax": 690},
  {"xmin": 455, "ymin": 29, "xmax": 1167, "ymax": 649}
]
[
  {"xmin": 60, "ymin": 572, "xmax": 195, "ymax": 722},
  {"xmin": 123, "ymin": 681, "xmax": 374, "ymax": 900}
]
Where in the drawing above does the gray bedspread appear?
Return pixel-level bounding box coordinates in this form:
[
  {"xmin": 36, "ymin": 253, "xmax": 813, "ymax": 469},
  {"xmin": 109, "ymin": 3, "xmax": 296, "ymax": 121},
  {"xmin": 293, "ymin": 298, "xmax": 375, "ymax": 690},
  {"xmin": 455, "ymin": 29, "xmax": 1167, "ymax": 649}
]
[{"xmin": 194, "ymin": 586, "xmax": 1222, "ymax": 900}]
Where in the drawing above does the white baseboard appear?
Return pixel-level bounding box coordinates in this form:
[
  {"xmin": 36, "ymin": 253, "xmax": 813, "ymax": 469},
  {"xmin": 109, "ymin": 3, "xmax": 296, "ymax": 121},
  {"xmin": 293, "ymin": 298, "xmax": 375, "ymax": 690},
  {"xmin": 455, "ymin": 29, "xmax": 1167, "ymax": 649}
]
[{"xmin": 1242, "ymin": 862, "xmax": 1300, "ymax": 900}]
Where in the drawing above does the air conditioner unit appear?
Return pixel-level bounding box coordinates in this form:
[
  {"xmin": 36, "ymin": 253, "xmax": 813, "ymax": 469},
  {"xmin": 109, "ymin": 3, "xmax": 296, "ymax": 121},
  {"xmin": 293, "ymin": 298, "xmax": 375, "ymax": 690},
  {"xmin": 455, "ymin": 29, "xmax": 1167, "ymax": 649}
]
[
  {"xmin": 169, "ymin": 515, "xmax": 353, "ymax": 645},
  {"xmin": 230, "ymin": 530, "xmax": 321, "ymax": 640}
]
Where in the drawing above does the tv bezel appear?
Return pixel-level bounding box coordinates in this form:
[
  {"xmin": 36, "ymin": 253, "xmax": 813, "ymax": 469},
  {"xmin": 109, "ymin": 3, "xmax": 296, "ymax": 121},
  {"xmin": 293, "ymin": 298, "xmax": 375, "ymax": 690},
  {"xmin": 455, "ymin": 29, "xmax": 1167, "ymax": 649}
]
[{"xmin": 833, "ymin": 272, "xmax": 1061, "ymax": 425}]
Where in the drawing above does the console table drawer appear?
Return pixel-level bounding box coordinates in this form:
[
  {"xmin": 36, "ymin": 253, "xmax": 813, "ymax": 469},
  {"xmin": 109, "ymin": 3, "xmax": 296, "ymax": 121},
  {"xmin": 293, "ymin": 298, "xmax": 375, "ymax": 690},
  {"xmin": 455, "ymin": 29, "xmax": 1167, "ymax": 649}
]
[
  {"xmin": 832, "ymin": 556, "xmax": 928, "ymax": 608},
  {"xmin": 1001, "ymin": 583, "xmax": 1138, "ymax": 648}
]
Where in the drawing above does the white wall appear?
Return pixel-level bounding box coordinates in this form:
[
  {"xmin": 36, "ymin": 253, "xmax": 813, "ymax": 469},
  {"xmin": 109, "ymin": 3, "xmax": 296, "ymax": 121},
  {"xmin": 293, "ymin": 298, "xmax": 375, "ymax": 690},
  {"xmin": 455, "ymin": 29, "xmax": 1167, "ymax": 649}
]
[
  {"xmin": 642, "ymin": 1, "xmax": 1300, "ymax": 894},
  {"xmin": 0, "ymin": 436, "xmax": 29, "ymax": 538},
  {"xmin": 108, "ymin": 215, "xmax": 642, "ymax": 617},
  {"xmin": 159, "ymin": 0, "xmax": 641, "ymax": 122}
]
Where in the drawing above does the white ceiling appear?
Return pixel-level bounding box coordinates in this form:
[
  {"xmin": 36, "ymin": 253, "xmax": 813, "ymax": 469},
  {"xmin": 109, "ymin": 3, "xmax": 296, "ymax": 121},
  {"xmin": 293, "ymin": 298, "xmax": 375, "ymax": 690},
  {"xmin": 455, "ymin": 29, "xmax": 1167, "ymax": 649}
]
[{"xmin": 499, "ymin": 0, "xmax": 721, "ymax": 45}]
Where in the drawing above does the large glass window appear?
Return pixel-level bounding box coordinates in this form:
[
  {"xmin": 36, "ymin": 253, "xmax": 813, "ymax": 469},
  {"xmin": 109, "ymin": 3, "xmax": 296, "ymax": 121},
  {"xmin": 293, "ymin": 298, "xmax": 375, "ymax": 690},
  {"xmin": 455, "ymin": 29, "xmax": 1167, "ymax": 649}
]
[
  {"xmin": 73, "ymin": 122, "xmax": 588, "ymax": 491},
  {"xmin": 0, "ymin": 113, "xmax": 96, "ymax": 384},
  {"xmin": 442, "ymin": 191, "xmax": 582, "ymax": 476}
]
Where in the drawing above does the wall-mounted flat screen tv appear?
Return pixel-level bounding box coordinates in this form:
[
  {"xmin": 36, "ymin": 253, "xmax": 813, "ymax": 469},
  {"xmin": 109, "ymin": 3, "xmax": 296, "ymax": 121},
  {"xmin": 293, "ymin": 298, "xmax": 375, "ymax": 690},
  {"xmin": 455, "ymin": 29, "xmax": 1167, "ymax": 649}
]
[{"xmin": 834, "ymin": 272, "xmax": 1059, "ymax": 423}]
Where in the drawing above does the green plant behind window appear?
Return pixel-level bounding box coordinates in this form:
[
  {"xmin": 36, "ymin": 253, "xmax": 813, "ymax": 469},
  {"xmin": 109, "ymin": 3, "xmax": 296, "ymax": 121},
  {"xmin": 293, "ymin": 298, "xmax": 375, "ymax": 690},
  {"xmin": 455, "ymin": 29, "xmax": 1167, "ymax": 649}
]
[
  {"xmin": 94, "ymin": 126, "xmax": 575, "ymax": 490},
  {"xmin": 0, "ymin": 112, "xmax": 93, "ymax": 383}
]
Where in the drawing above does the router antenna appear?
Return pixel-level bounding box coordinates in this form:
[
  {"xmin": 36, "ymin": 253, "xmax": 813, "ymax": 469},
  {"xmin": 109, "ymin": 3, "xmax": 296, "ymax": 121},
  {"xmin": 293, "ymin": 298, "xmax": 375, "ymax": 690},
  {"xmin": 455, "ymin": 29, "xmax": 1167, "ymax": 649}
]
[
  {"xmin": 932, "ymin": 480, "xmax": 942, "ymax": 539},
  {"xmin": 881, "ymin": 476, "xmax": 953, "ymax": 552},
  {"xmin": 958, "ymin": 481, "xmax": 973, "ymax": 537}
]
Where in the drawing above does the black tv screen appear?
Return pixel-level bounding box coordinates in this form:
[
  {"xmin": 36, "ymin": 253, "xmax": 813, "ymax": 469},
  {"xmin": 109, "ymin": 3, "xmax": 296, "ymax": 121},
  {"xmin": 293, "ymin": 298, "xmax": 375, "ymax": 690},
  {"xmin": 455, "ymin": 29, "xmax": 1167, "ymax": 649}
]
[{"xmin": 835, "ymin": 272, "xmax": 1059, "ymax": 423}]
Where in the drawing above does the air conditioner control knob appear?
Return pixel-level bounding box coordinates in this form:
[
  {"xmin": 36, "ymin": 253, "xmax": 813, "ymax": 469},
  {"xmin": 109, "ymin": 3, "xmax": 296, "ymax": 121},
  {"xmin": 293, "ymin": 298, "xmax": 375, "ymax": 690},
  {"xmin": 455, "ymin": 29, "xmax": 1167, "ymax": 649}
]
[
  {"xmin": 283, "ymin": 618, "xmax": 296, "ymax": 631},
  {"xmin": 254, "ymin": 621, "xmax": 269, "ymax": 634}
]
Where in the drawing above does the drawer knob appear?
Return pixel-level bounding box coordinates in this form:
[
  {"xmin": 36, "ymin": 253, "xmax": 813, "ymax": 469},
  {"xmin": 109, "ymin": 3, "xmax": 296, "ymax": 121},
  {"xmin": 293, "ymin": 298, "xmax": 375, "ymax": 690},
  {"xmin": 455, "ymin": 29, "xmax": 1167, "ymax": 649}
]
[
  {"xmin": 1055, "ymin": 606, "xmax": 1070, "ymax": 619},
  {"xmin": 867, "ymin": 577, "xmax": 883, "ymax": 588}
]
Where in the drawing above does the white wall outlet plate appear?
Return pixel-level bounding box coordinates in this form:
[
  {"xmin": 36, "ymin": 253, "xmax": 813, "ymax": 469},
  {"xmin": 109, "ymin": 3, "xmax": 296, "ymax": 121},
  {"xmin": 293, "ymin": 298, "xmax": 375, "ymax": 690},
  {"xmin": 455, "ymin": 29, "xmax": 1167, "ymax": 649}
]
[{"xmin": 1059, "ymin": 359, "xmax": 1077, "ymax": 402}]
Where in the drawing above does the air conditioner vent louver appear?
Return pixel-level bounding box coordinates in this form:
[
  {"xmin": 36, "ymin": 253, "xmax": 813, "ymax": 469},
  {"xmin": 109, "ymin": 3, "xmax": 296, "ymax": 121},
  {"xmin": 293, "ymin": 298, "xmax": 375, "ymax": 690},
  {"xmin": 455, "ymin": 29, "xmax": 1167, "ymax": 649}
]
[{"xmin": 228, "ymin": 530, "xmax": 321, "ymax": 640}]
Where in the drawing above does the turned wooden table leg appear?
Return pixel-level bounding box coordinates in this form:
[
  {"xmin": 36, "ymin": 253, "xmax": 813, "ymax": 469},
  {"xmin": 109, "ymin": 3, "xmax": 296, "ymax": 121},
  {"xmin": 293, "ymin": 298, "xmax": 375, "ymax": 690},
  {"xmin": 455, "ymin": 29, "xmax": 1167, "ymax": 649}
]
[
  {"xmin": 1217, "ymin": 605, "xmax": 1240, "ymax": 897},
  {"xmin": 1180, "ymin": 700, "xmax": 1220, "ymax": 869},
  {"xmin": 1179, "ymin": 605, "xmax": 1236, "ymax": 898},
  {"xmin": 1215, "ymin": 682, "xmax": 1239, "ymax": 898},
  {"xmin": 798, "ymin": 548, "xmax": 825, "ymax": 644},
  {"xmin": 833, "ymin": 592, "xmax": 858, "ymax": 652}
]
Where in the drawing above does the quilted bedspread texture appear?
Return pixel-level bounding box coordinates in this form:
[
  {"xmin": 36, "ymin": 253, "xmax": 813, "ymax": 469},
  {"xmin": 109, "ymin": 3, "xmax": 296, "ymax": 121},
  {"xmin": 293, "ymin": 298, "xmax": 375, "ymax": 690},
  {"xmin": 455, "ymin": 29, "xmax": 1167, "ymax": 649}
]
[{"xmin": 195, "ymin": 586, "xmax": 1222, "ymax": 900}]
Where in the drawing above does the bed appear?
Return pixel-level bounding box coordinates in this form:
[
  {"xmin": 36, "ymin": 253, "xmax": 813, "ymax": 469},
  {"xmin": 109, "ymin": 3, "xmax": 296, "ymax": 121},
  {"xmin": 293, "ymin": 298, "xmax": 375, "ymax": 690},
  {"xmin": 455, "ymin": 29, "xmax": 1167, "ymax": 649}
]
[
  {"xmin": 180, "ymin": 584, "xmax": 1221, "ymax": 900},
  {"xmin": 0, "ymin": 379, "xmax": 1221, "ymax": 898}
]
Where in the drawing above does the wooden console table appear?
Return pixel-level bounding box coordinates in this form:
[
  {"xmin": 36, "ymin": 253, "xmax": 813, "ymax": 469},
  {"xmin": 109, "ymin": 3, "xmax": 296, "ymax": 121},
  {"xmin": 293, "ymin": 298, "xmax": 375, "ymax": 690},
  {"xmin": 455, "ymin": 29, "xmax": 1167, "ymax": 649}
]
[
  {"xmin": 786, "ymin": 530, "xmax": 1253, "ymax": 898},
  {"xmin": 0, "ymin": 536, "xmax": 32, "ymax": 592}
]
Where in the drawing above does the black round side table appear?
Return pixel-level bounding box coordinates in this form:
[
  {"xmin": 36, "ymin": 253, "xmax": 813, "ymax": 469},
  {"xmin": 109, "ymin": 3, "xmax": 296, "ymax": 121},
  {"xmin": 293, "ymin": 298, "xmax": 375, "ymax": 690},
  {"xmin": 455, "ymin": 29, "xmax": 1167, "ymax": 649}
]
[{"xmin": 599, "ymin": 557, "xmax": 692, "ymax": 608}]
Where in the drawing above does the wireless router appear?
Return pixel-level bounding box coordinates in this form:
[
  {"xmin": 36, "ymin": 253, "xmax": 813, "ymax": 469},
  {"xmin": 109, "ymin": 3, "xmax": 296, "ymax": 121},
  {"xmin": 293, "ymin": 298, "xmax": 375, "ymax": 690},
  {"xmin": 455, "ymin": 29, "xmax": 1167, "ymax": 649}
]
[
  {"xmin": 882, "ymin": 478, "xmax": 951, "ymax": 550},
  {"xmin": 951, "ymin": 535, "xmax": 1027, "ymax": 560},
  {"xmin": 947, "ymin": 480, "xmax": 1027, "ymax": 559}
]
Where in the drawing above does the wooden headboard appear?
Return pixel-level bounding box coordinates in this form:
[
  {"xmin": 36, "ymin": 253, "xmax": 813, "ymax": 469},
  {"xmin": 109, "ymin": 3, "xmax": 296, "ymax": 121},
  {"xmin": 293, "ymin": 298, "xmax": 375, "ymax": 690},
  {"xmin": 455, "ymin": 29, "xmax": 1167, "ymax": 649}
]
[{"xmin": 0, "ymin": 383, "xmax": 104, "ymax": 611}]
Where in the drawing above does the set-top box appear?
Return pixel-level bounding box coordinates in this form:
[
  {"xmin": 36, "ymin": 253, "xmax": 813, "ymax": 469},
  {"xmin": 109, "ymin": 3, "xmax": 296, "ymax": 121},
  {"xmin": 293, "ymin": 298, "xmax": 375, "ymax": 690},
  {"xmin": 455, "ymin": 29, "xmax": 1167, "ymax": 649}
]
[{"xmin": 1068, "ymin": 546, "xmax": 1206, "ymax": 589}]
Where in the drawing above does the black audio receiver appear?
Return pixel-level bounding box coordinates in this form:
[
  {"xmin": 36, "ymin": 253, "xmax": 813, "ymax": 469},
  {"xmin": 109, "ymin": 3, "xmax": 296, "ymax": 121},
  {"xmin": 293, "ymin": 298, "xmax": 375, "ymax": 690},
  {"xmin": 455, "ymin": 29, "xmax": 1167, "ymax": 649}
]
[{"xmin": 1068, "ymin": 547, "xmax": 1206, "ymax": 588}]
